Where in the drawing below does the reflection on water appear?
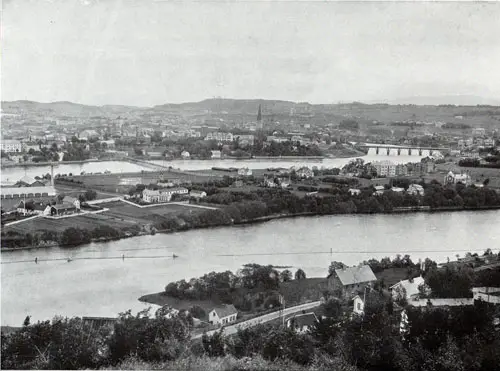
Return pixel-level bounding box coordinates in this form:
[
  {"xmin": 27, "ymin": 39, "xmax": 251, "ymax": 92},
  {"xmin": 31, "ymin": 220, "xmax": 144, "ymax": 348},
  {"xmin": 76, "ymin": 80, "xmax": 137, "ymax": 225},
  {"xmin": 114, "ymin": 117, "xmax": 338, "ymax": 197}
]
[{"xmin": 2, "ymin": 210, "xmax": 499, "ymax": 326}]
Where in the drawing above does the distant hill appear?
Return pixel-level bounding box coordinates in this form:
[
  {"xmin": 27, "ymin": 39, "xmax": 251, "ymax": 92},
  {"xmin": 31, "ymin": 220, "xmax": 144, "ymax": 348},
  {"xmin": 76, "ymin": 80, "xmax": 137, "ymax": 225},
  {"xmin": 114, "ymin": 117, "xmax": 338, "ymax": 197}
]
[
  {"xmin": 378, "ymin": 95, "xmax": 500, "ymax": 106},
  {"xmin": 1, "ymin": 100, "xmax": 142, "ymax": 117},
  {"xmin": 152, "ymin": 98, "xmax": 303, "ymax": 115}
]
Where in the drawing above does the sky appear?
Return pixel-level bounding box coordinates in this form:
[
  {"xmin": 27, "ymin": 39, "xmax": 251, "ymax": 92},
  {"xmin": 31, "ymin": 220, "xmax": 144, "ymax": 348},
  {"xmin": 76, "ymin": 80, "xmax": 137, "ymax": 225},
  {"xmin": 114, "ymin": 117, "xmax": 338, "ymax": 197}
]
[{"xmin": 2, "ymin": 0, "xmax": 500, "ymax": 106}]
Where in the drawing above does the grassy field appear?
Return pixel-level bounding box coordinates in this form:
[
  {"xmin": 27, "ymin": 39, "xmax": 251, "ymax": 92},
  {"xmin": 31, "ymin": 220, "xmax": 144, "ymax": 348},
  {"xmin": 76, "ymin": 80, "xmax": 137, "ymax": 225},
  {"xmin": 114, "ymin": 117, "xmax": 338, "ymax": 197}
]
[
  {"xmin": 3, "ymin": 201, "xmax": 208, "ymax": 235},
  {"xmin": 428, "ymin": 163, "xmax": 500, "ymax": 188}
]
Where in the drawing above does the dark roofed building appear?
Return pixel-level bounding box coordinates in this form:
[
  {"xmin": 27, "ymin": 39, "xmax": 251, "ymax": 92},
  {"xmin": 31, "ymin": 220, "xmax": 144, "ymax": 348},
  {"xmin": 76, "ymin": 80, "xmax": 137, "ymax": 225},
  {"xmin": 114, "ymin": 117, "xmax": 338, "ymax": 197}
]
[
  {"xmin": 49, "ymin": 203, "xmax": 78, "ymax": 216},
  {"xmin": 327, "ymin": 265, "xmax": 377, "ymax": 299}
]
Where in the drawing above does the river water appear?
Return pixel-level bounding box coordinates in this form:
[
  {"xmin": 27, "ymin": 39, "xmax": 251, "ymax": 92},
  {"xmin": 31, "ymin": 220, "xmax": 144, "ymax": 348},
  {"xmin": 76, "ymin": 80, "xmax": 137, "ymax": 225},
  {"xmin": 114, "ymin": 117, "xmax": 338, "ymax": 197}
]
[
  {"xmin": 2, "ymin": 210, "xmax": 499, "ymax": 326},
  {"xmin": 1, "ymin": 153, "xmax": 424, "ymax": 184}
]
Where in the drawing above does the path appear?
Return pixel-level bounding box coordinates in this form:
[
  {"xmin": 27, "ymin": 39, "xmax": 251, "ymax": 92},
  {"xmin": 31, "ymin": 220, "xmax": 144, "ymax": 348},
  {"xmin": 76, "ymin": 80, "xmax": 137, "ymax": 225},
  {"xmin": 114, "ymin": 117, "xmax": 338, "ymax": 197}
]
[{"xmin": 192, "ymin": 301, "xmax": 321, "ymax": 339}]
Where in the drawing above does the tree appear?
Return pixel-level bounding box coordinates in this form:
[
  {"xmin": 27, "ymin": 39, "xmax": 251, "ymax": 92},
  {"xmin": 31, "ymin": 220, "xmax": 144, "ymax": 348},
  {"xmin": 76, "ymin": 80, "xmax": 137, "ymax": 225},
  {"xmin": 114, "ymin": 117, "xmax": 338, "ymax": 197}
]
[
  {"xmin": 295, "ymin": 268, "xmax": 306, "ymax": 280},
  {"xmin": 60, "ymin": 227, "xmax": 91, "ymax": 246},
  {"xmin": 279, "ymin": 269, "xmax": 292, "ymax": 282},
  {"xmin": 322, "ymin": 299, "xmax": 342, "ymax": 318},
  {"xmin": 425, "ymin": 266, "xmax": 473, "ymax": 298},
  {"xmin": 328, "ymin": 261, "xmax": 346, "ymax": 276},
  {"xmin": 84, "ymin": 189, "xmax": 97, "ymax": 201},
  {"xmin": 202, "ymin": 330, "xmax": 225, "ymax": 357}
]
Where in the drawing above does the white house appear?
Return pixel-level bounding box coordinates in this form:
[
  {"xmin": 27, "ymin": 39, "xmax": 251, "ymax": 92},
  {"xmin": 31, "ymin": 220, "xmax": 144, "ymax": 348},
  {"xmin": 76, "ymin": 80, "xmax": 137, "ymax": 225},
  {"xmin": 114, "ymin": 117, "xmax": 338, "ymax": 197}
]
[
  {"xmin": 0, "ymin": 139, "xmax": 22, "ymax": 153},
  {"xmin": 286, "ymin": 312, "xmax": 318, "ymax": 334},
  {"xmin": 407, "ymin": 184, "xmax": 425, "ymax": 196},
  {"xmin": 390, "ymin": 276, "xmax": 425, "ymax": 301},
  {"xmin": 348, "ymin": 188, "xmax": 361, "ymax": 196},
  {"xmin": 238, "ymin": 167, "xmax": 252, "ymax": 176},
  {"xmin": 373, "ymin": 185, "xmax": 385, "ymax": 196},
  {"xmin": 208, "ymin": 304, "xmax": 238, "ymax": 326},
  {"xmin": 353, "ymin": 295, "xmax": 365, "ymax": 315},
  {"xmin": 390, "ymin": 187, "xmax": 405, "ymax": 193},
  {"xmin": 296, "ymin": 167, "xmax": 314, "ymax": 179},
  {"xmin": 211, "ymin": 150, "xmax": 222, "ymax": 159},
  {"xmin": 189, "ymin": 190, "xmax": 207, "ymax": 199},
  {"xmin": 142, "ymin": 187, "xmax": 188, "ymax": 203},
  {"xmin": 181, "ymin": 151, "xmax": 191, "ymax": 159}
]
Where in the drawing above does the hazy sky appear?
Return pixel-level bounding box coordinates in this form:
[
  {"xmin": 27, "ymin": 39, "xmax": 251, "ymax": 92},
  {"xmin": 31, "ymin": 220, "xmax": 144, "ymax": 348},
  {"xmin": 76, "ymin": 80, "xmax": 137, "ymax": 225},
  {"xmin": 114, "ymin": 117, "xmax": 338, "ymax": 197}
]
[{"xmin": 2, "ymin": 0, "xmax": 500, "ymax": 106}]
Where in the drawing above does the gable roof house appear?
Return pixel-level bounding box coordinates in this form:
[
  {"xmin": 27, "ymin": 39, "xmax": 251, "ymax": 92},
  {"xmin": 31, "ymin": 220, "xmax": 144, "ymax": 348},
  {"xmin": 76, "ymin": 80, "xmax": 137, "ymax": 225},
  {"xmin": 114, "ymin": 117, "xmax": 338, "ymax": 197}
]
[
  {"xmin": 15, "ymin": 176, "xmax": 47, "ymax": 187},
  {"xmin": 327, "ymin": 265, "xmax": 377, "ymax": 299},
  {"xmin": 49, "ymin": 203, "xmax": 78, "ymax": 216},
  {"xmin": 208, "ymin": 304, "xmax": 238, "ymax": 326},
  {"xmin": 62, "ymin": 196, "xmax": 81, "ymax": 210}
]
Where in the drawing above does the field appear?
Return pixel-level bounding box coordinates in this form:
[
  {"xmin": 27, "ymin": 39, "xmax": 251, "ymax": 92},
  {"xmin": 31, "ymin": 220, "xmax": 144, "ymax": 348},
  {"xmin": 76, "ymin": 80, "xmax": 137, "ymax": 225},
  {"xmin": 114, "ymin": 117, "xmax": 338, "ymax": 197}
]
[
  {"xmin": 3, "ymin": 201, "xmax": 211, "ymax": 235},
  {"xmin": 428, "ymin": 163, "xmax": 500, "ymax": 189},
  {"xmin": 100, "ymin": 201, "xmax": 204, "ymax": 224},
  {"xmin": 60, "ymin": 169, "xmax": 223, "ymax": 194}
]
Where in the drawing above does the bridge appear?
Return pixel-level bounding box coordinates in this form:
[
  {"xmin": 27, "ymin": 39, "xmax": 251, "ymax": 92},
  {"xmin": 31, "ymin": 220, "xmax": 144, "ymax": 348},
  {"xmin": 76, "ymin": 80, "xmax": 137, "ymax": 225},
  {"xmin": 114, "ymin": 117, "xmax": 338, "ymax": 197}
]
[{"xmin": 358, "ymin": 144, "xmax": 450, "ymax": 156}]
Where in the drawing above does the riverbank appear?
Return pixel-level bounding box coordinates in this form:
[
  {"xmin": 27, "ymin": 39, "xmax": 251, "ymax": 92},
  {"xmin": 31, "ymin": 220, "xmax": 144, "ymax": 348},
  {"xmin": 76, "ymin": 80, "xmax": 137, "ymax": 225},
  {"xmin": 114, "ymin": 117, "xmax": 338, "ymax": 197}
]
[{"xmin": 3, "ymin": 203, "xmax": 500, "ymax": 252}]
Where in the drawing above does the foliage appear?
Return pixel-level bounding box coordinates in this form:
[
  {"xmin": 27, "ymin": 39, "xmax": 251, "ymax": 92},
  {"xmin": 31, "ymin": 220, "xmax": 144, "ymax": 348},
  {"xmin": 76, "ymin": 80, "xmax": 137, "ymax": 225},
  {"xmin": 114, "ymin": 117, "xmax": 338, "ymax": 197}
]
[
  {"xmin": 424, "ymin": 266, "xmax": 474, "ymax": 298},
  {"xmin": 60, "ymin": 227, "xmax": 92, "ymax": 246},
  {"xmin": 295, "ymin": 268, "xmax": 306, "ymax": 280}
]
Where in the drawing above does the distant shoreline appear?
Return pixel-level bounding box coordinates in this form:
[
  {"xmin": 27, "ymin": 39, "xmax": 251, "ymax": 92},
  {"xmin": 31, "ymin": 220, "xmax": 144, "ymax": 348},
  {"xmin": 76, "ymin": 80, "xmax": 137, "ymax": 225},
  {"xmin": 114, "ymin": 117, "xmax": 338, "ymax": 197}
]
[{"xmin": 2, "ymin": 205, "xmax": 500, "ymax": 253}]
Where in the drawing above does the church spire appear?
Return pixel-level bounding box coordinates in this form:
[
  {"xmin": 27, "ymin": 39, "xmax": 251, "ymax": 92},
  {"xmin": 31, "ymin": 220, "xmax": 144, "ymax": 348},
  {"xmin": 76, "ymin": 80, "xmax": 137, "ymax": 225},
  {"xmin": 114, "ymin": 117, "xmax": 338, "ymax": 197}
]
[{"xmin": 257, "ymin": 104, "xmax": 262, "ymax": 122}]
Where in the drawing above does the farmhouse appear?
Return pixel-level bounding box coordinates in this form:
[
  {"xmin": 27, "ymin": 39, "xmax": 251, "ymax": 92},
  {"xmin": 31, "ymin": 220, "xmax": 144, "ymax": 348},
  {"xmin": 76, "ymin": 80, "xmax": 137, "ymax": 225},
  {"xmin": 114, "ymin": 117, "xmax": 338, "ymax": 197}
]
[
  {"xmin": 62, "ymin": 196, "xmax": 81, "ymax": 210},
  {"xmin": 16, "ymin": 200, "xmax": 51, "ymax": 216},
  {"xmin": 327, "ymin": 265, "xmax": 377, "ymax": 299},
  {"xmin": 49, "ymin": 203, "xmax": 78, "ymax": 216},
  {"xmin": 208, "ymin": 304, "xmax": 238, "ymax": 326}
]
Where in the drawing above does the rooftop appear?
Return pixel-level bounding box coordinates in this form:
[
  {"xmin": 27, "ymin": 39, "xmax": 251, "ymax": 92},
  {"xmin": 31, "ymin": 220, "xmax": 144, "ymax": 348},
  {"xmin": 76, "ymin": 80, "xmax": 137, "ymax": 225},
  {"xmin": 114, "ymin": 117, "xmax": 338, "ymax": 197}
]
[
  {"xmin": 1, "ymin": 186, "xmax": 57, "ymax": 196},
  {"xmin": 210, "ymin": 304, "xmax": 238, "ymax": 318},
  {"xmin": 390, "ymin": 276, "xmax": 425, "ymax": 298},
  {"xmin": 287, "ymin": 312, "xmax": 318, "ymax": 328},
  {"xmin": 331, "ymin": 265, "xmax": 377, "ymax": 286}
]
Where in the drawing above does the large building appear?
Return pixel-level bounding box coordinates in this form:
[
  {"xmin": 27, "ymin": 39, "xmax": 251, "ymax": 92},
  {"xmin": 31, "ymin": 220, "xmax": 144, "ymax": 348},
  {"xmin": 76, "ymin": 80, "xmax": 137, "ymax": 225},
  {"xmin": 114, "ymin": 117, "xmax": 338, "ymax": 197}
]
[
  {"xmin": 327, "ymin": 265, "xmax": 377, "ymax": 299},
  {"xmin": 205, "ymin": 132, "xmax": 234, "ymax": 142},
  {"xmin": 372, "ymin": 160, "xmax": 396, "ymax": 177},
  {"xmin": 0, "ymin": 186, "xmax": 57, "ymax": 200},
  {"xmin": 142, "ymin": 187, "xmax": 188, "ymax": 203},
  {"xmin": 1, "ymin": 139, "xmax": 22, "ymax": 153}
]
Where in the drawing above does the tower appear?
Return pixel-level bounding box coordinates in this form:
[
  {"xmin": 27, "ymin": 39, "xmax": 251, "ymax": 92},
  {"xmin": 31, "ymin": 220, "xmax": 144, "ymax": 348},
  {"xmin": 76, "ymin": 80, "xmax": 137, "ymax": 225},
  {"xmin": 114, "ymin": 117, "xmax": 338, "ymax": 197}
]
[{"xmin": 256, "ymin": 104, "xmax": 263, "ymax": 130}]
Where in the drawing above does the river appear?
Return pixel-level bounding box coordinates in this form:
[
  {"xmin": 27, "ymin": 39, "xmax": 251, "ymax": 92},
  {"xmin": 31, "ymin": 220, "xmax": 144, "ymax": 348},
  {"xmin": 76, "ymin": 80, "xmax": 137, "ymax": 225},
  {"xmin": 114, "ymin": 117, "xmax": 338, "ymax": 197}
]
[
  {"xmin": 1, "ymin": 153, "xmax": 425, "ymax": 183},
  {"xmin": 1, "ymin": 210, "xmax": 498, "ymax": 326}
]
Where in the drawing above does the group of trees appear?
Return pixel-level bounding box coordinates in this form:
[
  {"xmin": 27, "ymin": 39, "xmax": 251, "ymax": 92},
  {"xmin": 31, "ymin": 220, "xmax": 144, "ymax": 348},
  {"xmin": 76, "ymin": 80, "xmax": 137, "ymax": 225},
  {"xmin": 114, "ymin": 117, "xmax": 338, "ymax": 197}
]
[
  {"xmin": 3, "ymin": 298, "xmax": 498, "ymax": 370},
  {"xmin": 164, "ymin": 264, "xmax": 307, "ymax": 313},
  {"xmin": 1, "ymin": 309, "xmax": 192, "ymax": 370},
  {"xmin": 252, "ymin": 141, "xmax": 323, "ymax": 157}
]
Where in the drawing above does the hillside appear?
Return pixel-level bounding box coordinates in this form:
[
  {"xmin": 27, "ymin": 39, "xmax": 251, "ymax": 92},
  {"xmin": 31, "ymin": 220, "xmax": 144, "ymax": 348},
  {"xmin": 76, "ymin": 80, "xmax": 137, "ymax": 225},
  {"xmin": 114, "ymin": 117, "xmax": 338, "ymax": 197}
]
[
  {"xmin": 2, "ymin": 98, "xmax": 500, "ymax": 128},
  {"xmin": 0, "ymin": 100, "xmax": 142, "ymax": 117}
]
